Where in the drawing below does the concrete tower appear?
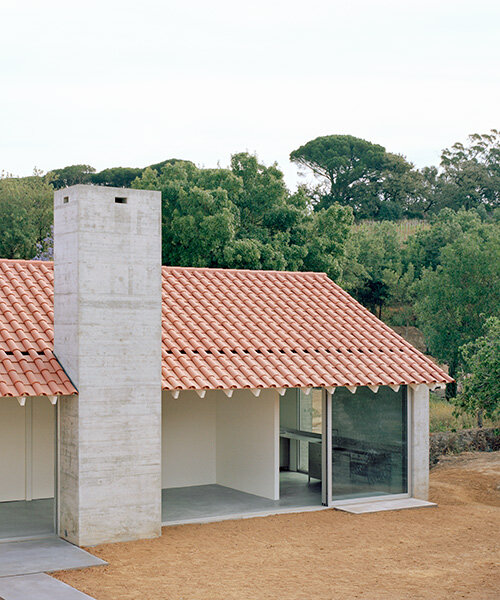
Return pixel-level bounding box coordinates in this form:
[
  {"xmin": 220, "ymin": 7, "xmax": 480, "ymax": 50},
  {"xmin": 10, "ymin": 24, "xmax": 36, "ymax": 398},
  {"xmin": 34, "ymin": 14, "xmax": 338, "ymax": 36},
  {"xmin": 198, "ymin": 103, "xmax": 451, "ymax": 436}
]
[{"xmin": 54, "ymin": 185, "xmax": 162, "ymax": 546}]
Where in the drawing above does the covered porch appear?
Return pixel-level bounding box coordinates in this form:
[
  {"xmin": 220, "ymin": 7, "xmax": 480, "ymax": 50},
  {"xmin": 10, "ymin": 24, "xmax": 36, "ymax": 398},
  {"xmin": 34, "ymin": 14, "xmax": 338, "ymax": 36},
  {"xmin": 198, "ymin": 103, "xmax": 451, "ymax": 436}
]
[
  {"xmin": 161, "ymin": 383, "xmax": 432, "ymax": 524},
  {"xmin": 0, "ymin": 396, "xmax": 56, "ymax": 542},
  {"xmin": 161, "ymin": 388, "xmax": 324, "ymax": 525}
]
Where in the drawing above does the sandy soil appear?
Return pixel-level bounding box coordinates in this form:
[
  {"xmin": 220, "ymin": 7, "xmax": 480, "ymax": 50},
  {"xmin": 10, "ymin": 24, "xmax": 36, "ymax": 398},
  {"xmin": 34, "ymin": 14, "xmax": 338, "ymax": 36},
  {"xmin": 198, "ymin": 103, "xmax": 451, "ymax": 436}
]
[{"xmin": 54, "ymin": 452, "xmax": 500, "ymax": 600}]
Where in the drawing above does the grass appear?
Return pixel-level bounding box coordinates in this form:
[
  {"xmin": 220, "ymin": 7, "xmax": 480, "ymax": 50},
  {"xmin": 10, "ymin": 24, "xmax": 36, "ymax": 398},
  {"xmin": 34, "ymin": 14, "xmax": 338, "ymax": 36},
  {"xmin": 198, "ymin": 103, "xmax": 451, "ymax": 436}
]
[{"xmin": 429, "ymin": 393, "xmax": 500, "ymax": 432}]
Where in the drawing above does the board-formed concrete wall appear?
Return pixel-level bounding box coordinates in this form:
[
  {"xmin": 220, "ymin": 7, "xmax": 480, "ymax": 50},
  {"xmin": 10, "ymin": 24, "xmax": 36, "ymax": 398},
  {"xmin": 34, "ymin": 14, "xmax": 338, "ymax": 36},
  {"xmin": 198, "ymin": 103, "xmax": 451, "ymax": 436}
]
[
  {"xmin": 54, "ymin": 185, "xmax": 162, "ymax": 546},
  {"xmin": 410, "ymin": 384, "xmax": 430, "ymax": 500}
]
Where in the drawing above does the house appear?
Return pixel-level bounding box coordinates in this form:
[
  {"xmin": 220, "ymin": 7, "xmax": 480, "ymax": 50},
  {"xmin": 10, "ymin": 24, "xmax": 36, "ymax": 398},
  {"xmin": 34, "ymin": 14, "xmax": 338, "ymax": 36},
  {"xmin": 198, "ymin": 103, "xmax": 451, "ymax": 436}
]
[{"xmin": 0, "ymin": 185, "xmax": 452, "ymax": 546}]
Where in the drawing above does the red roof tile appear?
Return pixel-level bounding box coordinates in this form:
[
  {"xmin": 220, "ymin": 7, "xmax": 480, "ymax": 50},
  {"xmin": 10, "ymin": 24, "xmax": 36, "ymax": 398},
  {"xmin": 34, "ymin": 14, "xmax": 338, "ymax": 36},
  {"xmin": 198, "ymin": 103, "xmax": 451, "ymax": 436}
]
[
  {"xmin": 161, "ymin": 266, "xmax": 452, "ymax": 389},
  {"xmin": 0, "ymin": 260, "xmax": 76, "ymax": 397},
  {"xmin": 0, "ymin": 260, "xmax": 452, "ymax": 398}
]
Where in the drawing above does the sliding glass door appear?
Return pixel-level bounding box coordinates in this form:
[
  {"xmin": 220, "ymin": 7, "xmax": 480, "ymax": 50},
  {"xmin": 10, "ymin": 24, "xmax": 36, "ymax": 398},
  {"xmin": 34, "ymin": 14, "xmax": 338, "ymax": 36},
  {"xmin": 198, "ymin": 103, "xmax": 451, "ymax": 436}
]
[{"xmin": 329, "ymin": 386, "xmax": 408, "ymax": 502}]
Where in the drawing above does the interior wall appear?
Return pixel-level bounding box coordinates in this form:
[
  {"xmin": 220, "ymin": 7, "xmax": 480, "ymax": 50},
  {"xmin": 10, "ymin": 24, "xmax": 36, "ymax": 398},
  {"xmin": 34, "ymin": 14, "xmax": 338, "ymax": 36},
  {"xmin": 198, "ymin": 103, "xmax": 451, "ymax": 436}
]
[
  {"xmin": 216, "ymin": 389, "xmax": 279, "ymax": 500},
  {"xmin": 32, "ymin": 399, "xmax": 55, "ymax": 499},
  {"xmin": 162, "ymin": 390, "xmax": 216, "ymax": 488},
  {"xmin": 0, "ymin": 398, "xmax": 26, "ymax": 502},
  {"xmin": 0, "ymin": 397, "xmax": 55, "ymax": 503}
]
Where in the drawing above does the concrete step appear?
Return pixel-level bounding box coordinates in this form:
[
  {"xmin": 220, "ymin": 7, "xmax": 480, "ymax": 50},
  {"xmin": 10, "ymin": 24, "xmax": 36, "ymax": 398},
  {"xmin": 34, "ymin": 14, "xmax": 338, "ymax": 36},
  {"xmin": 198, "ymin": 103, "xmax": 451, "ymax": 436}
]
[{"xmin": 335, "ymin": 497, "xmax": 437, "ymax": 514}]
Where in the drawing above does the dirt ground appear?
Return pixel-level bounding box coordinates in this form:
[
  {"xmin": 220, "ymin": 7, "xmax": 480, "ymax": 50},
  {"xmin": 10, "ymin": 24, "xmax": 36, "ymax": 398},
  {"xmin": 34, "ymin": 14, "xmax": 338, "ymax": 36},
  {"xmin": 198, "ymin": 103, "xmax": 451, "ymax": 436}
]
[{"xmin": 54, "ymin": 452, "xmax": 500, "ymax": 600}]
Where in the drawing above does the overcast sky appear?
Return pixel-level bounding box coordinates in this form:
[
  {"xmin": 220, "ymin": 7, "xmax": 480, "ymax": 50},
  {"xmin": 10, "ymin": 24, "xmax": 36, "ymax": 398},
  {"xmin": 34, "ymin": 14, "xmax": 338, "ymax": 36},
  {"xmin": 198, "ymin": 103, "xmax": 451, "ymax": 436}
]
[{"xmin": 1, "ymin": 0, "xmax": 498, "ymax": 187}]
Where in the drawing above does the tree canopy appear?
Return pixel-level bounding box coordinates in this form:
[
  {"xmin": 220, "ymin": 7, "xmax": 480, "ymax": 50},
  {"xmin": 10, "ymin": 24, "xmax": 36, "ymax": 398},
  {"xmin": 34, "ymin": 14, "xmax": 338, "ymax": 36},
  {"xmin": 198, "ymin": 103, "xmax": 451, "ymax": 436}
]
[
  {"xmin": 290, "ymin": 129, "xmax": 500, "ymax": 220},
  {"xmin": 440, "ymin": 129, "xmax": 500, "ymax": 211},
  {"xmin": 413, "ymin": 222, "xmax": 500, "ymax": 390},
  {"xmin": 0, "ymin": 171, "xmax": 53, "ymax": 259},
  {"xmin": 456, "ymin": 316, "xmax": 500, "ymax": 422},
  {"xmin": 49, "ymin": 164, "xmax": 96, "ymax": 188},
  {"xmin": 290, "ymin": 134, "xmax": 427, "ymax": 219},
  {"xmin": 131, "ymin": 153, "xmax": 353, "ymax": 277},
  {"xmin": 339, "ymin": 221, "xmax": 404, "ymax": 319}
]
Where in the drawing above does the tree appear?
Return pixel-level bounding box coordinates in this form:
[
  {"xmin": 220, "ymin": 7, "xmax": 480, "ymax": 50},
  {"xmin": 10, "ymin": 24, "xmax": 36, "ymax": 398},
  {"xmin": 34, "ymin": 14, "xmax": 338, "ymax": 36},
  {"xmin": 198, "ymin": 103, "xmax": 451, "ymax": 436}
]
[
  {"xmin": 290, "ymin": 135, "xmax": 423, "ymax": 219},
  {"xmin": 91, "ymin": 167, "xmax": 143, "ymax": 188},
  {"xmin": 49, "ymin": 164, "xmax": 95, "ymax": 189},
  {"xmin": 404, "ymin": 208, "xmax": 484, "ymax": 277},
  {"xmin": 340, "ymin": 221, "xmax": 406, "ymax": 319},
  {"xmin": 413, "ymin": 224, "xmax": 500, "ymax": 396},
  {"xmin": 0, "ymin": 171, "xmax": 53, "ymax": 259},
  {"xmin": 290, "ymin": 135, "xmax": 385, "ymax": 210},
  {"xmin": 440, "ymin": 129, "xmax": 500, "ymax": 211},
  {"xmin": 456, "ymin": 317, "xmax": 500, "ymax": 424},
  {"xmin": 132, "ymin": 153, "xmax": 353, "ymax": 277}
]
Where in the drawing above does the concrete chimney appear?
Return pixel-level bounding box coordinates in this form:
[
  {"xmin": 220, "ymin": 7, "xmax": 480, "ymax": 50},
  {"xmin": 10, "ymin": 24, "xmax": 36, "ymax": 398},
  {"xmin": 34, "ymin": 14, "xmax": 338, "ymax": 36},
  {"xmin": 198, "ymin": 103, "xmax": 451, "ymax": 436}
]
[{"xmin": 54, "ymin": 185, "xmax": 162, "ymax": 546}]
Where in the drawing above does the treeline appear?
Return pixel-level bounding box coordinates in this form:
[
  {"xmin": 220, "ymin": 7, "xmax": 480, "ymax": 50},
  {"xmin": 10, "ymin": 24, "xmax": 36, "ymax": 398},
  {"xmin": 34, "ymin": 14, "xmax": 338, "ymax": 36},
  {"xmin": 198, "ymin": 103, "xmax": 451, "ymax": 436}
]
[
  {"xmin": 45, "ymin": 128, "xmax": 500, "ymax": 220},
  {"xmin": 0, "ymin": 130, "xmax": 499, "ymax": 415},
  {"xmin": 291, "ymin": 130, "xmax": 500, "ymax": 219}
]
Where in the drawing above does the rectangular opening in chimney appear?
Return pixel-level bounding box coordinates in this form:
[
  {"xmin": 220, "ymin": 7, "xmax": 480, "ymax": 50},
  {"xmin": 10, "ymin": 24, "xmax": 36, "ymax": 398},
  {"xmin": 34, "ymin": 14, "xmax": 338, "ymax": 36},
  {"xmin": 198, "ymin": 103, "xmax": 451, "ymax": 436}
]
[
  {"xmin": 115, "ymin": 197, "xmax": 127, "ymax": 204},
  {"xmin": 63, "ymin": 196, "xmax": 69, "ymax": 204}
]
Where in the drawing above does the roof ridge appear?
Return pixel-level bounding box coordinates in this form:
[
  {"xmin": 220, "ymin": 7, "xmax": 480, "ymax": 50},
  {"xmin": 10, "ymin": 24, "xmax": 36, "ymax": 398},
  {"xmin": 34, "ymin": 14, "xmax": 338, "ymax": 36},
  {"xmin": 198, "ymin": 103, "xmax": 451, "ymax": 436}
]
[
  {"xmin": 0, "ymin": 260, "xmax": 328, "ymax": 278},
  {"xmin": 0, "ymin": 258, "xmax": 49, "ymax": 265},
  {"xmin": 161, "ymin": 265, "xmax": 328, "ymax": 277}
]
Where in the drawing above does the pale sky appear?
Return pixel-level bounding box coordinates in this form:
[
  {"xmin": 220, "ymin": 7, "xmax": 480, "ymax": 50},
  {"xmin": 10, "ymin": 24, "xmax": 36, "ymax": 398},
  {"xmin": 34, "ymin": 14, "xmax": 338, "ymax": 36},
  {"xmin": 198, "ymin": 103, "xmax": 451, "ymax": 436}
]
[{"xmin": 1, "ymin": 0, "xmax": 498, "ymax": 187}]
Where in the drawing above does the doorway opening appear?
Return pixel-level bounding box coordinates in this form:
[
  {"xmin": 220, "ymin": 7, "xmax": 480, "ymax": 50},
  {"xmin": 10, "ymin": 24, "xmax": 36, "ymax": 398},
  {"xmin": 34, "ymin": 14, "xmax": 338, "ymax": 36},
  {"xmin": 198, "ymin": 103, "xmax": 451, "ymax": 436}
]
[
  {"xmin": 279, "ymin": 388, "xmax": 324, "ymax": 508},
  {"xmin": 0, "ymin": 397, "xmax": 56, "ymax": 541}
]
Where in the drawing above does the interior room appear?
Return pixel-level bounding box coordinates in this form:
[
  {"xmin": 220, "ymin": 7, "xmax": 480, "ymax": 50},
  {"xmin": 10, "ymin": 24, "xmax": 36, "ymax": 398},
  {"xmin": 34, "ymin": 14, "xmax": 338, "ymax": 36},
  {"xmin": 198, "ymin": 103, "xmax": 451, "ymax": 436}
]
[
  {"xmin": 161, "ymin": 388, "xmax": 323, "ymax": 524},
  {"xmin": 0, "ymin": 397, "xmax": 55, "ymax": 540},
  {"xmin": 279, "ymin": 387, "xmax": 323, "ymax": 506}
]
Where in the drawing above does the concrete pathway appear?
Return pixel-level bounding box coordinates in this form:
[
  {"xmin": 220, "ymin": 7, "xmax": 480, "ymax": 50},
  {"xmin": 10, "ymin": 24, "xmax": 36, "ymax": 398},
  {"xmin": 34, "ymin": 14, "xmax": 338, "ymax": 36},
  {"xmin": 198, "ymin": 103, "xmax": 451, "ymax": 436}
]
[
  {"xmin": 0, "ymin": 573, "xmax": 95, "ymax": 599},
  {"xmin": 0, "ymin": 537, "xmax": 106, "ymax": 578}
]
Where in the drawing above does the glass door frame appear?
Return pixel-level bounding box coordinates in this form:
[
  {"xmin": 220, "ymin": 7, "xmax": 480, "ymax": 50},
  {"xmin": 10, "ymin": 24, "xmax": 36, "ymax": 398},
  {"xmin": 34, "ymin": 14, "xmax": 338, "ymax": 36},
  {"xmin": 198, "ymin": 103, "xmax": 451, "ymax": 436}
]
[{"xmin": 323, "ymin": 386, "xmax": 412, "ymax": 508}]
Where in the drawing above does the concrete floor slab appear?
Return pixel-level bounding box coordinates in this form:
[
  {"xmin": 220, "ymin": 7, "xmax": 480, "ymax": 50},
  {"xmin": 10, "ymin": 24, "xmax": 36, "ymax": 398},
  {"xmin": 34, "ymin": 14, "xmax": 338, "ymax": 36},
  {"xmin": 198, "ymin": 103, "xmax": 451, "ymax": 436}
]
[
  {"xmin": 0, "ymin": 499, "xmax": 54, "ymax": 541},
  {"xmin": 0, "ymin": 538, "xmax": 106, "ymax": 578},
  {"xmin": 335, "ymin": 497, "xmax": 437, "ymax": 514},
  {"xmin": 162, "ymin": 472, "xmax": 322, "ymax": 524},
  {"xmin": 0, "ymin": 573, "xmax": 95, "ymax": 600}
]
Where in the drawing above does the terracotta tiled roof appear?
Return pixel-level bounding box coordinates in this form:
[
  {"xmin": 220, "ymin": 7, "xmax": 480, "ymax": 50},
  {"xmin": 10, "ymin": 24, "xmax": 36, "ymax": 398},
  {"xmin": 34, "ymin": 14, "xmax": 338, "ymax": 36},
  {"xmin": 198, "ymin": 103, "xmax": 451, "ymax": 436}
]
[
  {"xmin": 162, "ymin": 266, "xmax": 452, "ymax": 390},
  {"xmin": 0, "ymin": 260, "xmax": 452, "ymax": 398},
  {"xmin": 0, "ymin": 260, "xmax": 76, "ymax": 397}
]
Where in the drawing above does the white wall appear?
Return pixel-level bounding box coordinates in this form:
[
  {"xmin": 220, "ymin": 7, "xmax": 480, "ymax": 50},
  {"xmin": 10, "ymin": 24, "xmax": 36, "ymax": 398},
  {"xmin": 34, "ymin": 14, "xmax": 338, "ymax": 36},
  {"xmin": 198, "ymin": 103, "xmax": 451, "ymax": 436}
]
[
  {"xmin": 32, "ymin": 399, "xmax": 55, "ymax": 499},
  {"xmin": 0, "ymin": 398, "xmax": 26, "ymax": 502},
  {"xmin": 162, "ymin": 391, "xmax": 216, "ymax": 488},
  {"xmin": 162, "ymin": 389, "xmax": 280, "ymax": 500},
  {"xmin": 0, "ymin": 397, "xmax": 54, "ymax": 503},
  {"xmin": 216, "ymin": 389, "xmax": 279, "ymax": 500}
]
